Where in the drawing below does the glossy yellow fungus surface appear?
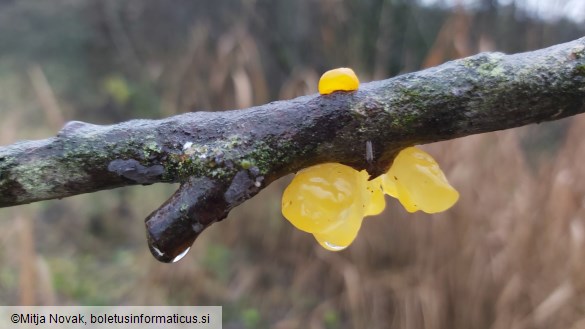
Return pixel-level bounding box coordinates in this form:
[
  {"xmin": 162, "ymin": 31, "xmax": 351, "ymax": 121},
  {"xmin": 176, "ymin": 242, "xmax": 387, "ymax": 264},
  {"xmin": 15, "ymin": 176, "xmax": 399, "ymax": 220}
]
[
  {"xmin": 318, "ymin": 68, "xmax": 360, "ymax": 95},
  {"xmin": 281, "ymin": 163, "xmax": 365, "ymax": 234},
  {"xmin": 284, "ymin": 67, "xmax": 458, "ymax": 251},
  {"xmin": 364, "ymin": 174, "xmax": 386, "ymax": 216},
  {"xmin": 282, "ymin": 163, "xmax": 386, "ymax": 251},
  {"xmin": 314, "ymin": 215, "xmax": 361, "ymax": 251},
  {"xmin": 383, "ymin": 147, "xmax": 459, "ymax": 213},
  {"xmin": 281, "ymin": 147, "xmax": 458, "ymax": 251}
]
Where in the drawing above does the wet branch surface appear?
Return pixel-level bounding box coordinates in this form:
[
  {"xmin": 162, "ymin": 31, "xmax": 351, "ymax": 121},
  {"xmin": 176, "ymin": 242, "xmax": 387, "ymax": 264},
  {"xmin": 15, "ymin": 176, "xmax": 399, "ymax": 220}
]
[{"xmin": 1, "ymin": 38, "xmax": 585, "ymax": 262}]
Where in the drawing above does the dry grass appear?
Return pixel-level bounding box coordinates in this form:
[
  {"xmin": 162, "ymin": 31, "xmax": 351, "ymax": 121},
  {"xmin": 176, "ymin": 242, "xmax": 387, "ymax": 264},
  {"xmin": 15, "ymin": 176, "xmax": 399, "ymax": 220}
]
[
  {"xmin": 118, "ymin": 118, "xmax": 585, "ymax": 329},
  {"xmin": 184, "ymin": 118, "xmax": 585, "ymax": 328},
  {"xmin": 1, "ymin": 3, "xmax": 585, "ymax": 328}
]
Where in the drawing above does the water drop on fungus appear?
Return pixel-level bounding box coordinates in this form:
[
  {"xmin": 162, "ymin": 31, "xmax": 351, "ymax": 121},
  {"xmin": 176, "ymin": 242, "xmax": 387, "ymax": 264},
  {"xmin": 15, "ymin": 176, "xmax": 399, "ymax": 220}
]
[
  {"xmin": 280, "ymin": 145, "xmax": 459, "ymax": 251},
  {"xmin": 322, "ymin": 241, "xmax": 347, "ymax": 251},
  {"xmin": 282, "ymin": 163, "xmax": 379, "ymax": 251},
  {"xmin": 281, "ymin": 163, "xmax": 365, "ymax": 234}
]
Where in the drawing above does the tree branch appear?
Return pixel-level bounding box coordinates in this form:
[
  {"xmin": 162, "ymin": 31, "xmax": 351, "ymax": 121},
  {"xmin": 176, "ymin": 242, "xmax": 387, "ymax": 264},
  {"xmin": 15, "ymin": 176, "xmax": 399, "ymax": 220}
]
[{"xmin": 2, "ymin": 37, "xmax": 585, "ymax": 261}]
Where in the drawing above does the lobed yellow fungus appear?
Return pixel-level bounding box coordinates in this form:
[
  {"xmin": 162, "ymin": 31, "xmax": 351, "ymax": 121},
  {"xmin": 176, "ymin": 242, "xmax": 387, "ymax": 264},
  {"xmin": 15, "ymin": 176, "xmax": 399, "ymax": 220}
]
[
  {"xmin": 281, "ymin": 163, "xmax": 385, "ymax": 251},
  {"xmin": 382, "ymin": 147, "xmax": 459, "ymax": 213},
  {"xmin": 281, "ymin": 148, "xmax": 459, "ymax": 251},
  {"xmin": 281, "ymin": 163, "xmax": 363, "ymax": 234},
  {"xmin": 318, "ymin": 68, "xmax": 360, "ymax": 95},
  {"xmin": 313, "ymin": 215, "xmax": 361, "ymax": 251},
  {"xmin": 363, "ymin": 174, "xmax": 386, "ymax": 216},
  {"xmin": 283, "ymin": 67, "xmax": 458, "ymax": 251}
]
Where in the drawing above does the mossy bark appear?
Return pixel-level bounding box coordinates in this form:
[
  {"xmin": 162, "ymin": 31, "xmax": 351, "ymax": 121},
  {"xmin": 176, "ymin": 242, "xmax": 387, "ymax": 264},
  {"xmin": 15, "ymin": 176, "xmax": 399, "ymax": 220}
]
[{"xmin": 1, "ymin": 37, "xmax": 584, "ymax": 261}]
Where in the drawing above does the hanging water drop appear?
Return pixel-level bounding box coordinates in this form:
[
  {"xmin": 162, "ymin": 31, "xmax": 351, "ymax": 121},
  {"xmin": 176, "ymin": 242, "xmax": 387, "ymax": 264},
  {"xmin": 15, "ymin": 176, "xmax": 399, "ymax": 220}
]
[
  {"xmin": 366, "ymin": 140, "xmax": 374, "ymax": 163},
  {"xmin": 152, "ymin": 246, "xmax": 165, "ymax": 257},
  {"xmin": 322, "ymin": 241, "xmax": 347, "ymax": 251},
  {"xmin": 172, "ymin": 247, "xmax": 191, "ymax": 263}
]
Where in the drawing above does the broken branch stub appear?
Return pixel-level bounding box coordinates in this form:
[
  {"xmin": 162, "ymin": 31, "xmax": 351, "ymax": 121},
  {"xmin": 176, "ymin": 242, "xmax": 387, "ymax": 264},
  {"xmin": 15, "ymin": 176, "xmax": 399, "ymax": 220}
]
[
  {"xmin": 146, "ymin": 170, "xmax": 263, "ymax": 262},
  {"xmin": 0, "ymin": 38, "xmax": 583, "ymax": 262}
]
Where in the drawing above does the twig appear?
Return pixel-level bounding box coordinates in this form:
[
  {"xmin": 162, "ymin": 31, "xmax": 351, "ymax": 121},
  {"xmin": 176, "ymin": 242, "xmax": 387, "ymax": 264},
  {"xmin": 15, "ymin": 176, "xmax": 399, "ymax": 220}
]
[{"xmin": 1, "ymin": 37, "xmax": 584, "ymax": 261}]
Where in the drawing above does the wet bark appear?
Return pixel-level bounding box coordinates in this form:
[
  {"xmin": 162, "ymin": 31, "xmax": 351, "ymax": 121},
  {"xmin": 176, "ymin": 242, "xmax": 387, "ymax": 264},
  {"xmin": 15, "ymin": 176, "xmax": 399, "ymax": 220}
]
[{"xmin": 1, "ymin": 37, "xmax": 584, "ymax": 261}]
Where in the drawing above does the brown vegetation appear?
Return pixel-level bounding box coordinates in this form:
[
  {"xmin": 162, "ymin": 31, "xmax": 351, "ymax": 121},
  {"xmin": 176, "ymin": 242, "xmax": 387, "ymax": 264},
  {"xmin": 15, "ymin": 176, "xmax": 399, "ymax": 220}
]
[{"xmin": 1, "ymin": 1, "xmax": 584, "ymax": 328}]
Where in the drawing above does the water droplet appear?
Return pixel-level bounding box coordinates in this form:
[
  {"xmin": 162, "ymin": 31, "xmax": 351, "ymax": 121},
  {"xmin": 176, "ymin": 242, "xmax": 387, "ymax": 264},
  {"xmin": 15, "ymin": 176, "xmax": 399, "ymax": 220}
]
[
  {"xmin": 366, "ymin": 140, "xmax": 374, "ymax": 163},
  {"xmin": 183, "ymin": 142, "xmax": 193, "ymax": 150},
  {"xmin": 172, "ymin": 247, "xmax": 191, "ymax": 263},
  {"xmin": 324, "ymin": 241, "xmax": 347, "ymax": 251},
  {"xmin": 192, "ymin": 223, "xmax": 204, "ymax": 233},
  {"xmin": 152, "ymin": 246, "xmax": 165, "ymax": 257}
]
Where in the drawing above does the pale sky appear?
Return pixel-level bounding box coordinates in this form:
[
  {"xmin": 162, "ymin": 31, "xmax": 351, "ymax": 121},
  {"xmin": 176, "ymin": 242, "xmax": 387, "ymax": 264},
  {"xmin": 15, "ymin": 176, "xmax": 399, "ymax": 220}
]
[{"xmin": 419, "ymin": 0, "xmax": 585, "ymax": 23}]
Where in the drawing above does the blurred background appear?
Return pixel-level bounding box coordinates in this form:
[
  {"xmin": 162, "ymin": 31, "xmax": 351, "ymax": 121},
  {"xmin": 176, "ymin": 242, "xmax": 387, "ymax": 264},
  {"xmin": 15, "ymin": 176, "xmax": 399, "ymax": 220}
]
[{"xmin": 0, "ymin": 0, "xmax": 584, "ymax": 328}]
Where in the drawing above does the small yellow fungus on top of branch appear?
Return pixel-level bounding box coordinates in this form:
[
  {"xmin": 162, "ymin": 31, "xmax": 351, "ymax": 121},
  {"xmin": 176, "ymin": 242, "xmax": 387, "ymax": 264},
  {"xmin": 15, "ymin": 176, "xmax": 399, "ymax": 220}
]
[
  {"xmin": 281, "ymin": 69, "xmax": 459, "ymax": 251},
  {"xmin": 318, "ymin": 67, "xmax": 360, "ymax": 95}
]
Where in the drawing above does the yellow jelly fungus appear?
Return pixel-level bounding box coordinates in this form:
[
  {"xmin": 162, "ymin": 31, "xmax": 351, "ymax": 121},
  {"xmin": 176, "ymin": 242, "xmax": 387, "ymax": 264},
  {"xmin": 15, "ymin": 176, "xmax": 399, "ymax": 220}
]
[
  {"xmin": 281, "ymin": 163, "xmax": 366, "ymax": 234},
  {"xmin": 364, "ymin": 176, "xmax": 386, "ymax": 216},
  {"xmin": 318, "ymin": 68, "xmax": 360, "ymax": 95},
  {"xmin": 314, "ymin": 214, "xmax": 362, "ymax": 251},
  {"xmin": 281, "ymin": 147, "xmax": 459, "ymax": 251},
  {"xmin": 282, "ymin": 163, "xmax": 386, "ymax": 251},
  {"xmin": 382, "ymin": 147, "xmax": 459, "ymax": 213}
]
